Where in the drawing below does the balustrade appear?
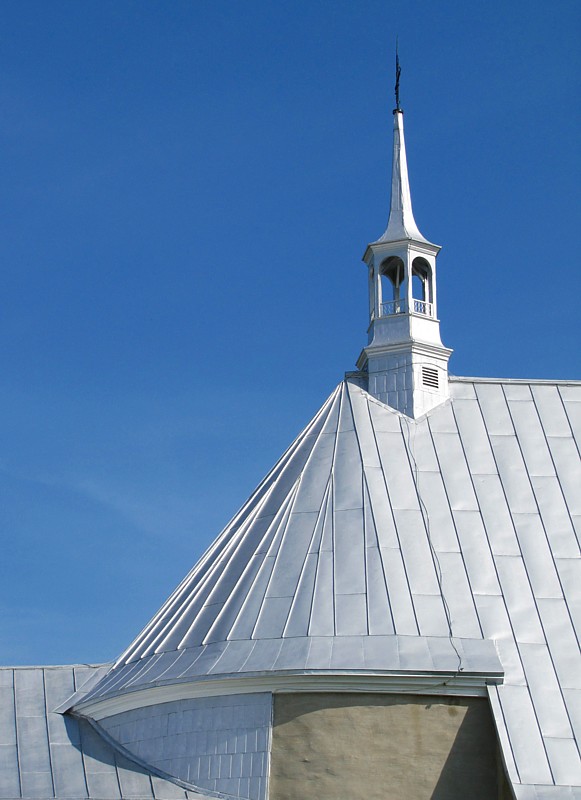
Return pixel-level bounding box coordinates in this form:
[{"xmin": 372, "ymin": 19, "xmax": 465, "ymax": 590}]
[
  {"xmin": 378, "ymin": 298, "xmax": 434, "ymax": 318},
  {"xmin": 380, "ymin": 299, "xmax": 407, "ymax": 316},
  {"xmin": 413, "ymin": 299, "xmax": 434, "ymax": 316}
]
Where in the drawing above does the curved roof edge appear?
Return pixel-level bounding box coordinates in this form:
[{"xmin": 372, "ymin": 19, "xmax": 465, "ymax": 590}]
[{"xmin": 70, "ymin": 634, "xmax": 503, "ymax": 713}]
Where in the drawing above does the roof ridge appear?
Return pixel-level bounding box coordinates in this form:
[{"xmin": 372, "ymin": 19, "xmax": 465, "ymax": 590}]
[{"xmin": 450, "ymin": 376, "xmax": 581, "ymax": 385}]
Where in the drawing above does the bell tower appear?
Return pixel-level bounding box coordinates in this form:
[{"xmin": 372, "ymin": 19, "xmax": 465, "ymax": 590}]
[{"xmin": 357, "ymin": 66, "xmax": 452, "ymax": 418}]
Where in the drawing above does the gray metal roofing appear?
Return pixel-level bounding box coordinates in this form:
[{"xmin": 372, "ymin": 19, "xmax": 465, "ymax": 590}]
[
  {"xmin": 0, "ymin": 665, "xmax": 214, "ymax": 800},
  {"xmin": 78, "ymin": 377, "xmax": 581, "ymax": 795}
]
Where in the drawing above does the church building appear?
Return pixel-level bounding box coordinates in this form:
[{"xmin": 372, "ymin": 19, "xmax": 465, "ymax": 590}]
[{"xmin": 0, "ymin": 83, "xmax": 580, "ymax": 800}]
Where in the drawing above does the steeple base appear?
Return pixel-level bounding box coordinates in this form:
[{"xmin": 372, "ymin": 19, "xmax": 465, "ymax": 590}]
[{"xmin": 357, "ymin": 340, "xmax": 453, "ymax": 418}]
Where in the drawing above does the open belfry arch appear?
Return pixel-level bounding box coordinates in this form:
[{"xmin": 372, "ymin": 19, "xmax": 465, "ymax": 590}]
[{"xmin": 2, "ymin": 56, "xmax": 580, "ymax": 800}]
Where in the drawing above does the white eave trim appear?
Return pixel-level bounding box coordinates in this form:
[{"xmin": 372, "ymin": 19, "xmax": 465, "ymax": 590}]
[{"xmin": 73, "ymin": 669, "xmax": 504, "ymax": 721}]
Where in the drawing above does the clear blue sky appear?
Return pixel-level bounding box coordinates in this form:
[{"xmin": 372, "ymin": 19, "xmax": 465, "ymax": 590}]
[{"xmin": 1, "ymin": 1, "xmax": 579, "ymax": 665}]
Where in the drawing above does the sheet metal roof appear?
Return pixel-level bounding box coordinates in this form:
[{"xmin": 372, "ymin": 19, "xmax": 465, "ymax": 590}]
[
  {"xmin": 76, "ymin": 376, "xmax": 581, "ymax": 795},
  {"xmin": 0, "ymin": 665, "xmax": 214, "ymax": 800}
]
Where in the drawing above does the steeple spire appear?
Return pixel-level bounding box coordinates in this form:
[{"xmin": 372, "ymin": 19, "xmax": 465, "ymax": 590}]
[
  {"xmin": 376, "ymin": 52, "xmax": 431, "ymax": 245},
  {"xmin": 356, "ymin": 56, "xmax": 452, "ymax": 419},
  {"xmin": 376, "ymin": 110, "xmax": 431, "ymax": 245}
]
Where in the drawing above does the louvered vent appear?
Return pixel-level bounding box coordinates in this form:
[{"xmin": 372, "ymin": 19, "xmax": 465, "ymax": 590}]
[{"xmin": 422, "ymin": 366, "xmax": 439, "ymax": 388}]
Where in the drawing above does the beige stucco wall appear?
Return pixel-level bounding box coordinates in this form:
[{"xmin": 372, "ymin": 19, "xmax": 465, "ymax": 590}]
[{"xmin": 269, "ymin": 692, "xmax": 508, "ymax": 800}]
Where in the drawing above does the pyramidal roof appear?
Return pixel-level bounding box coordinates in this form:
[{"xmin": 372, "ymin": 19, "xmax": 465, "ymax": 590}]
[
  {"xmin": 72, "ymin": 374, "xmax": 581, "ymax": 795},
  {"xmin": 112, "ymin": 380, "xmax": 475, "ymax": 659},
  {"xmin": 78, "ymin": 378, "xmax": 506, "ymax": 705}
]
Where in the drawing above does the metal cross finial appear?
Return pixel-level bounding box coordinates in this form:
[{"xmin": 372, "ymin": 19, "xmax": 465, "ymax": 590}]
[{"xmin": 395, "ymin": 39, "xmax": 402, "ymax": 112}]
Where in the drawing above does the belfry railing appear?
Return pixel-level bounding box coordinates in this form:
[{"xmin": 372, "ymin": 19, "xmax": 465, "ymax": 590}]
[
  {"xmin": 380, "ymin": 299, "xmax": 407, "ymax": 316},
  {"xmin": 412, "ymin": 299, "xmax": 434, "ymax": 316},
  {"xmin": 379, "ymin": 299, "xmax": 434, "ymax": 318}
]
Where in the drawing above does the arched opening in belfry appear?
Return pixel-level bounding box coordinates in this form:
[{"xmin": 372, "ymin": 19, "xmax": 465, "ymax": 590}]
[
  {"xmin": 411, "ymin": 257, "xmax": 433, "ymax": 313},
  {"xmin": 380, "ymin": 256, "xmax": 406, "ymax": 315}
]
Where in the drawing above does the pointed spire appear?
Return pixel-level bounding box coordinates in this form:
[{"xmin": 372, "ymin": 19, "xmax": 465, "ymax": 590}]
[{"xmin": 375, "ymin": 53, "xmax": 431, "ymax": 245}]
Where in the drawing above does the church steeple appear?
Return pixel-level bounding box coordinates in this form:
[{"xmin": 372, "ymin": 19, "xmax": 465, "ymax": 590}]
[{"xmin": 356, "ymin": 64, "xmax": 452, "ymax": 418}]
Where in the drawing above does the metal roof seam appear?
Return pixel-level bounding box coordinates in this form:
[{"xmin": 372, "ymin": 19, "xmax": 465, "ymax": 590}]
[
  {"xmin": 527, "ymin": 390, "xmax": 581, "ymax": 742},
  {"xmin": 123, "ymin": 653, "xmax": 166, "ymax": 691},
  {"xmin": 248, "ymin": 475, "xmax": 305, "ymax": 642},
  {"xmin": 446, "ymin": 402, "xmax": 488, "ymax": 637},
  {"xmin": 472, "ymin": 384, "xmax": 541, "ymax": 645},
  {"xmin": 280, "ymin": 389, "xmax": 344, "ymax": 639},
  {"xmin": 400, "ymin": 412, "xmax": 460, "ymax": 659},
  {"xmin": 425, "ymin": 414, "xmax": 484, "ymax": 637},
  {"xmin": 282, "ymin": 478, "xmax": 332, "ymax": 639},
  {"xmin": 307, "ymin": 488, "xmax": 335, "ymax": 638},
  {"xmin": 162, "ymin": 488, "xmax": 277, "ymax": 652},
  {"xmin": 210, "ymin": 481, "xmax": 301, "ymax": 643},
  {"xmin": 216, "ymin": 394, "xmax": 340, "ymax": 645},
  {"xmin": 9, "ymin": 670, "xmax": 22, "ymax": 800},
  {"xmin": 487, "ymin": 684, "xmax": 521, "ymax": 784},
  {"xmin": 227, "ymin": 487, "xmax": 297, "ymax": 641},
  {"xmin": 344, "ymin": 382, "xmax": 373, "ymax": 637},
  {"xmin": 503, "ymin": 387, "xmax": 580, "ymax": 660},
  {"xmin": 364, "ymin": 393, "xmax": 420, "ymax": 635},
  {"xmin": 328, "ymin": 383, "xmax": 349, "ymax": 638},
  {"xmin": 196, "ymin": 483, "xmax": 298, "ymax": 646},
  {"xmin": 480, "ymin": 385, "xmax": 556, "ymax": 781},
  {"xmin": 468, "ymin": 390, "xmax": 544, "ymax": 778},
  {"xmin": 362, "ymin": 471, "xmax": 397, "ymax": 633},
  {"xmin": 557, "ymin": 385, "xmax": 581, "ymax": 470}
]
